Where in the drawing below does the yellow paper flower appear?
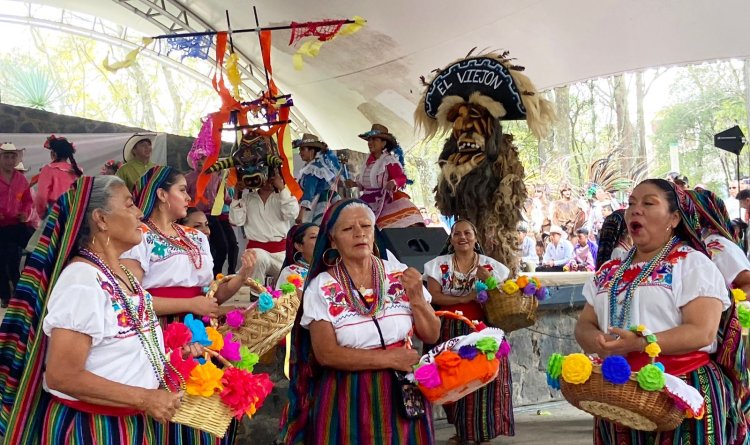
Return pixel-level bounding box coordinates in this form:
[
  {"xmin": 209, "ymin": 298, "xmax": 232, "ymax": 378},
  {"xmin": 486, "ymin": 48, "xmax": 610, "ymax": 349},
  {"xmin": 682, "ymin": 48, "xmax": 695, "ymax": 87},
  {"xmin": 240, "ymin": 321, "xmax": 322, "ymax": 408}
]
[
  {"xmin": 502, "ymin": 280, "xmax": 520, "ymax": 295},
  {"xmin": 636, "ymin": 325, "xmax": 646, "ymax": 333},
  {"xmin": 645, "ymin": 342, "xmax": 661, "ymax": 358},
  {"xmin": 561, "ymin": 353, "xmax": 593, "ymax": 384},
  {"xmin": 186, "ymin": 362, "xmax": 224, "ymax": 397},
  {"xmin": 216, "ymin": 273, "xmax": 225, "ymax": 280},
  {"xmin": 205, "ymin": 327, "xmax": 224, "ymax": 351},
  {"xmin": 732, "ymin": 288, "xmax": 747, "ymax": 304},
  {"xmin": 516, "ymin": 276, "xmax": 529, "ymax": 288}
]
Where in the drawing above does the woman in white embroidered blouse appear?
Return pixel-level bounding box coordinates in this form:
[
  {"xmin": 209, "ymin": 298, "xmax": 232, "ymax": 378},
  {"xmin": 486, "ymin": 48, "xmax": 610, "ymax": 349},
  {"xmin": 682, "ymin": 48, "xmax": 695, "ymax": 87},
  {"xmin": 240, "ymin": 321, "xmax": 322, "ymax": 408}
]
[
  {"xmin": 275, "ymin": 223, "xmax": 318, "ymax": 292},
  {"xmin": 279, "ymin": 199, "xmax": 440, "ymax": 444}
]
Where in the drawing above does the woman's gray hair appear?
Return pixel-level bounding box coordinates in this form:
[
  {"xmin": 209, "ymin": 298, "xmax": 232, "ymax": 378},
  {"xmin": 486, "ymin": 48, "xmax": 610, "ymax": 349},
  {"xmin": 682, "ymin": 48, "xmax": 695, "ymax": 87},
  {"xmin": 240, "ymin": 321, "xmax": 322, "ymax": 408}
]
[
  {"xmin": 332, "ymin": 202, "xmax": 376, "ymax": 231},
  {"xmin": 76, "ymin": 175, "xmax": 127, "ymax": 250}
]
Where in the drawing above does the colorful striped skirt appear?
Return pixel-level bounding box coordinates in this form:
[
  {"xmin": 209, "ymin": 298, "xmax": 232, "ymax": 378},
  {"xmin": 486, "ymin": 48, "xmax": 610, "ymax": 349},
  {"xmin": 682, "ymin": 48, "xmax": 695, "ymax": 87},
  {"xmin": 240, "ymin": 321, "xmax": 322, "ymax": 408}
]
[
  {"xmin": 595, "ymin": 360, "xmax": 749, "ymax": 445},
  {"xmin": 41, "ymin": 397, "xmax": 156, "ymax": 445},
  {"xmin": 361, "ymin": 189, "xmax": 424, "ymax": 229},
  {"xmin": 308, "ymin": 367, "xmax": 435, "ymax": 444},
  {"xmin": 440, "ymin": 316, "xmax": 515, "ymax": 442},
  {"xmin": 153, "ymin": 419, "xmax": 239, "ymax": 445}
]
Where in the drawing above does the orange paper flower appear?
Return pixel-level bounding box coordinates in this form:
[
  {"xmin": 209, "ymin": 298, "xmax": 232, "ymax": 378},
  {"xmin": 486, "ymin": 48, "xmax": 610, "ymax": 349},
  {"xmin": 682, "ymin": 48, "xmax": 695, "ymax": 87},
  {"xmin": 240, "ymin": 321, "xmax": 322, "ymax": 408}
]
[
  {"xmin": 205, "ymin": 327, "xmax": 225, "ymax": 351},
  {"xmin": 516, "ymin": 276, "xmax": 529, "ymax": 288},
  {"xmin": 186, "ymin": 361, "xmax": 224, "ymax": 397}
]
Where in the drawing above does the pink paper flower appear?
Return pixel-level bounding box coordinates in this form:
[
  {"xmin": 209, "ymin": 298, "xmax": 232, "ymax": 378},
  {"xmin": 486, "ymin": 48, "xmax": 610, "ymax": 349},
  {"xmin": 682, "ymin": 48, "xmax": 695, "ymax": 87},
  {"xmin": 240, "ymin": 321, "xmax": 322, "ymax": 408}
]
[
  {"xmin": 225, "ymin": 310, "xmax": 244, "ymax": 329},
  {"xmin": 221, "ymin": 332, "xmax": 242, "ymax": 361},
  {"xmin": 414, "ymin": 363, "xmax": 442, "ymax": 388},
  {"xmin": 496, "ymin": 340, "xmax": 511, "ymax": 358}
]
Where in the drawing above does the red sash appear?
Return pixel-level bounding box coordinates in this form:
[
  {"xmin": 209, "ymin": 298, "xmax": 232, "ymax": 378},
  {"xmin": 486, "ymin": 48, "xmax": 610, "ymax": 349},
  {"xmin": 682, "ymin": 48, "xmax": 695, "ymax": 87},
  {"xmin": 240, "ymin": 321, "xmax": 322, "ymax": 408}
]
[
  {"xmin": 627, "ymin": 351, "xmax": 710, "ymax": 376},
  {"xmin": 147, "ymin": 286, "xmax": 203, "ymax": 299},
  {"xmin": 439, "ymin": 301, "xmax": 484, "ymax": 322},
  {"xmin": 54, "ymin": 396, "xmax": 141, "ymax": 417},
  {"xmin": 246, "ymin": 239, "xmax": 286, "ymax": 253}
]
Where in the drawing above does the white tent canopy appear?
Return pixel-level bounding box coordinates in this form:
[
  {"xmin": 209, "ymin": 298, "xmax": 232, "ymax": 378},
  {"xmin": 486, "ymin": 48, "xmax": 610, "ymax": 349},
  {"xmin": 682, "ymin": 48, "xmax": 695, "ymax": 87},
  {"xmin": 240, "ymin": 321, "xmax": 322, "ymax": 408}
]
[{"xmin": 24, "ymin": 0, "xmax": 750, "ymax": 151}]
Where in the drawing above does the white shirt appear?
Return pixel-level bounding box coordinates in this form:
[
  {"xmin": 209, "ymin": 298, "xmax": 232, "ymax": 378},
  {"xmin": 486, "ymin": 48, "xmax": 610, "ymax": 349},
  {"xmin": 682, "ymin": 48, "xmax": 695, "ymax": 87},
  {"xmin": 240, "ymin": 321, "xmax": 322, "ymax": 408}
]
[
  {"xmin": 121, "ymin": 224, "xmax": 214, "ymax": 289},
  {"xmin": 423, "ymin": 254, "xmax": 510, "ymax": 296},
  {"xmin": 43, "ymin": 262, "xmax": 163, "ymax": 400},
  {"xmin": 704, "ymin": 233, "xmax": 750, "ymax": 287},
  {"xmin": 519, "ymin": 236, "xmax": 538, "ymax": 264},
  {"xmin": 543, "ymin": 239, "xmax": 574, "ymax": 266},
  {"xmin": 725, "ymin": 197, "xmax": 742, "ymax": 221},
  {"xmin": 229, "ymin": 187, "xmax": 299, "ymax": 242},
  {"xmin": 301, "ymin": 259, "xmax": 431, "ymax": 349},
  {"xmin": 584, "ymin": 245, "xmax": 730, "ymax": 353}
]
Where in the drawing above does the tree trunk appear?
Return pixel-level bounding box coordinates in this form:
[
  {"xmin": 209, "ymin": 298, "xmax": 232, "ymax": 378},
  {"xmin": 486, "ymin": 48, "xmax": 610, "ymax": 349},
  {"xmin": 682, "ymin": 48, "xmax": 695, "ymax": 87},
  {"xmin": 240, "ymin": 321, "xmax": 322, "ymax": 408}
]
[
  {"xmin": 554, "ymin": 86, "xmax": 571, "ymax": 180},
  {"xmin": 635, "ymin": 71, "xmax": 648, "ymax": 165},
  {"xmin": 612, "ymin": 75, "xmax": 635, "ymax": 171},
  {"xmin": 161, "ymin": 66, "xmax": 184, "ymax": 133},
  {"xmin": 130, "ymin": 63, "xmax": 157, "ymax": 130}
]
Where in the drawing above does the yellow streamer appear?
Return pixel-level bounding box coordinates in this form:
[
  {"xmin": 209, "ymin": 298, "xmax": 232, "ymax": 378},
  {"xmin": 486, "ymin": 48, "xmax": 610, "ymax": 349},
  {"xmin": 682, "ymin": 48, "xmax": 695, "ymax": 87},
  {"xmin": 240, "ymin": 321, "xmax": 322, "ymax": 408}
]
[
  {"xmin": 226, "ymin": 52, "xmax": 242, "ymax": 100},
  {"xmin": 291, "ymin": 16, "xmax": 366, "ymax": 70},
  {"xmin": 211, "ymin": 170, "xmax": 227, "ymax": 216},
  {"xmin": 338, "ymin": 16, "xmax": 366, "ymax": 36},
  {"xmin": 284, "ymin": 332, "xmax": 292, "ymax": 379},
  {"xmin": 102, "ymin": 38, "xmax": 154, "ymax": 72}
]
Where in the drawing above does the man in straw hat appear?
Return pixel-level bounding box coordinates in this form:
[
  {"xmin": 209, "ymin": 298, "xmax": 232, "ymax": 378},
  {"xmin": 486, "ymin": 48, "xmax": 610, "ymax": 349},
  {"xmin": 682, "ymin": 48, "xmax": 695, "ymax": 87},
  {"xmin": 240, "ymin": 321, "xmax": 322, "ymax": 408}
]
[
  {"xmin": 0, "ymin": 143, "xmax": 33, "ymax": 307},
  {"xmin": 294, "ymin": 133, "xmax": 342, "ymax": 224},
  {"xmin": 116, "ymin": 133, "xmax": 156, "ymax": 190}
]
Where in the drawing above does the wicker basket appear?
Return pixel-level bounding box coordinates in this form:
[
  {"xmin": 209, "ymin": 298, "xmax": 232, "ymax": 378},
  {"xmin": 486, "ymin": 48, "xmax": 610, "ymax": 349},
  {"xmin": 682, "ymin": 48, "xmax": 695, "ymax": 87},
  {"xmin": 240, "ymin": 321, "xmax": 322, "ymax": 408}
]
[
  {"xmin": 212, "ymin": 275, "xmax": 300, "ymax": 357},
  {"xmin": 418, "ymin": 311, "xmax": 501, "ymax": 405},
  {"xmin": 483, "ymin": 288, "xmax": 538, "ymax": 332},
  {"xmin": 560, "ymin": 367, "xmax": 684, "ymax": 431},
  {"xmin": 172, "ymin": 350, "xmax": 236, "ymax": 438}
]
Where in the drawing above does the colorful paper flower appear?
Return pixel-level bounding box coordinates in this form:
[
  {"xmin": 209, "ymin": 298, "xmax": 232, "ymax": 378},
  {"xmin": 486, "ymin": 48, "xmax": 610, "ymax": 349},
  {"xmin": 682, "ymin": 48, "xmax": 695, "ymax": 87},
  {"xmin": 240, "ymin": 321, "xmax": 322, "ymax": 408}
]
[
  {"xmin": 653, "ymin": 362, "xmax": 665, "ymax": 372},
  {"xmin": 165, "ymin": 350, "xmax": 198, "ymax": 391},
  {"xmin": 475, "ymin": 281, "xmax": 488, "ymax": 292},
  {"xmin": 484, "ymin": 276, "xmax": 497, "ymax": 290},
  {"xmin": 547, "ymin": 353, "xmax": 563, "ymax": 379},
  {"xmin": 635, "ymin": 324, "xmax": 646, "ymax": 333},
  {"xmin": 163, "ymin": 322, "xmax": 192, "ymax": 352},
  {"xmin": 186, "ymin": 361, "xmax": 224, "ymax": 397},
  {"xmin": 233, "ymin": 346, "xmax": 260, "ymax": 372},
  {"xmin": 414, "ymin": 362, "xmax": 442, "ymax": 388},
  {"xmin": 547, "ymin": 371, "xmax": 561, "ymax": 390},
  {"xmin": 184, "ymin": 314, "xmax": 211, "ymax": 346},
  {"xmin": 497, "ymin": 340, "xmax": 511, "ymax": 358},
  {"xmin": 561, "ymin": 353, "xmax": 592, "ymax": 384},
  {"xmin": 220, "ymin": 368, "xmax": 274, "ymax": 419},
  {"xmin": 458, "ymin": 345, "xmax": 479, "ymax": 360},
  {"xmin": 502, "ymin": 280, "xmax": 519, "ymax": 295},
  {"xmin": 601, "ymin": 356, "xmax": 631, "ymax": 384},
  {"xmin": 534, "ymin": 286, "xmax": 550, "ymax": 301},
  {"xmin": 287, "ymin": 274, "xmax": 304, "ymax": 289},
  {"xmin": 225, "ymin": 310, "xmax": 245, "ymax": 329},
  {"xmin": 516, "ymin": 276, "xmax": 529, "ymax": 289},
  {"xmin": 280, "ymin": 283, "xmax": 297, "ymax": 294},
  {"xmin": 476, "ymin": 290, "xmax": 489, "ymax": 303},
  {"xmin": 644, "ymin": 342, "xmax": 661, "ymax": 358},
  {"xmin": 475, "ymin": 337, "xmax": 499, "ymax": 359},
  {"xmin": 435, "ymin": 350, "xmax": 462, "ymax": 373},
  {"xmin": 732, "ymin": 288, "xmax": 747, "ymax": 304},
  {"xmin": 221, "ymin": 332, "xmax": 242, "ymax": 361},
  {"xmin": 522, "ymin": 282, "xmax": 537, "ymax": 296},
  {"xmin": 258, "ymin": 292, "xmax": 275, "ymax": 313},
  {"xmin": 636, "ymin": 364, "xmax": 665, "ymax": 391},
  {"xmin": 738, "ymin": 304, "xmax": 750, "ymax": 328},
  {"xmin": 205, "ymin": 327, "xmax": 225, "ymax": 351}
]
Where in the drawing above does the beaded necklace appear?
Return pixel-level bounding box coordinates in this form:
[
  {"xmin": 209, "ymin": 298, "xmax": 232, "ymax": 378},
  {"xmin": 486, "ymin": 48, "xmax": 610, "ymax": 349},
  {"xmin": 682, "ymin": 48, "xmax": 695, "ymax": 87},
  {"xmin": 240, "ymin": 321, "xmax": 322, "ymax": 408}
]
[
  {"xmin": 331, "ymin": 254, "xmax": 387, "ymax": 317},
  {"xmin": 79, "ymin": 248, "xmax": 185, "ymax": 391},
  {"xmin": 607, "ymin": 236, "xmax": 679, "ymax": 328},
  {"xmin": 450, "ymin": 252, "xmax": 478, "ymax": 295},
  {"xmin": 145, "ymin": 219, "xmax": 203, "ymax": 270}
]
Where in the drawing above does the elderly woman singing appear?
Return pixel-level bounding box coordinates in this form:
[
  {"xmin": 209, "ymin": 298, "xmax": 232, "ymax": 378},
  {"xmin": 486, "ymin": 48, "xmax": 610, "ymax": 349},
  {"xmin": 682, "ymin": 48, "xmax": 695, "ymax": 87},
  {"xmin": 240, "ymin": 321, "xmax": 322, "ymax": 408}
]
[{"xmin": 279, "ymin": 199, "xmax": 440, "ymax": 444}]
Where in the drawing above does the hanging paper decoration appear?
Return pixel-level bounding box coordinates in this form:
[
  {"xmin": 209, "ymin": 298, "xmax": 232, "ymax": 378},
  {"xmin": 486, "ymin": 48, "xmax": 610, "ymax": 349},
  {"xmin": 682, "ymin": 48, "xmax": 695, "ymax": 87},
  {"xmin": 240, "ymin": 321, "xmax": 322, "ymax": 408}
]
[
  {"xmin": 166, "ymin": 35, "xmax": 213, "ymax": 61},
  {"xmin": 290, "ymin": 16, "xmax": 366, "ymax": 70},
  {"xmin": 226, "ymin": 52, "xmax": 242, "ymax": 100},
  {"xmin": 102, "ymin": 38, "xmax": 154, "ymax": 72}
]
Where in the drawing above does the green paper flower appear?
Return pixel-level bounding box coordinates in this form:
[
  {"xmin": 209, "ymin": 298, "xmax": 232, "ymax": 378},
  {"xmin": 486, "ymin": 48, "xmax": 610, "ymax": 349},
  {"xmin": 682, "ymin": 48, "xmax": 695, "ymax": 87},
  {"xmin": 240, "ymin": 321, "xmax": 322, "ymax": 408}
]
[
  {"xmin": 484, "ymin": 276, "xmax": 498, "ymax": 290},
  {"xmin": 232, "ymin": 345, "xmax": 259, "ymax": 372},
  {"xmin": 645, "ymin": 334, "xmax": 657, "ymax": 343},
  {"xmin": 475, "ymin": 337, "xmax": 499, "ymax": 359},
  {"xmin": 280, "ymin": 283, "xmax": 297, "ymax": 294},
  {"xmin": 738, "ymin": 304, "xmax": 750, "ymax": 329},
  {"xmin": 636, "ymin": 364, "xmax": 665, "ymax": 391},
  {"xmin": 547, "ymin": 353, "xmax": 563, "ymax": 379}
]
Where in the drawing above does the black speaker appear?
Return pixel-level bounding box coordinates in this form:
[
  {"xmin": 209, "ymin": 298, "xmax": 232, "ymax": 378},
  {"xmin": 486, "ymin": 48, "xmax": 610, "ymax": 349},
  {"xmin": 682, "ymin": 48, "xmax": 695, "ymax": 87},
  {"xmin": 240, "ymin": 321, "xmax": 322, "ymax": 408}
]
[{"xmin": 380, "ymin": 227, "xmax": 449, "ymax": 273}]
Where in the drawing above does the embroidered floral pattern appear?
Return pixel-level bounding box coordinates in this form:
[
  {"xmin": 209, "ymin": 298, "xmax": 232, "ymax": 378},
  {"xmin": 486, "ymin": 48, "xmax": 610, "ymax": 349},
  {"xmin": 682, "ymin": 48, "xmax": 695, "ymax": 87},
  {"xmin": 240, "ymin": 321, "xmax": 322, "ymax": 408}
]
[
  {"xmin": 594, "ymin": 245, "xmax": 691, "ymax": 294},
  {"xmin": 320, "ymin": 271, "xmax": 410, "ymax": 319},
  {"xmin": 144, "ymin": 227, "xmax": 207, "ymax": 263},
  {"xmin": 97, "ymin": 274, "xmax": 157, "ymax": 339}
]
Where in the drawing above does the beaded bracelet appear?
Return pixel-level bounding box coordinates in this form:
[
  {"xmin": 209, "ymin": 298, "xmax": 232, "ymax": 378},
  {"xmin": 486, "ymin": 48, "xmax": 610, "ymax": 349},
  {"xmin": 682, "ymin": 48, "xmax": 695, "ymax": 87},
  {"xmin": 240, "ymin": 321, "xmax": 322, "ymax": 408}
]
[{"xmin": 629, "ymin": 325, "xmax": 661, "ymax": 359}]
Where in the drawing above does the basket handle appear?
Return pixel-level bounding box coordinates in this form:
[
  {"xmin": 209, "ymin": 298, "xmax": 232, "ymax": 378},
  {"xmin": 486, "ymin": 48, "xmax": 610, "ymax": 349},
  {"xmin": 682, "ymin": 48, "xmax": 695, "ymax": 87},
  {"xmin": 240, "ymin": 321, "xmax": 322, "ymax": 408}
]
[
  {"xmin": 205, "ymin": 275, "xmax": 267, "ymax": 327},
  {"xmin": 203, "ymin": 346, "xmax": 234, "ymax": 368},
  {"xmin": 434, "ymin": 310, "xmax": 477, "ymax": 332}
]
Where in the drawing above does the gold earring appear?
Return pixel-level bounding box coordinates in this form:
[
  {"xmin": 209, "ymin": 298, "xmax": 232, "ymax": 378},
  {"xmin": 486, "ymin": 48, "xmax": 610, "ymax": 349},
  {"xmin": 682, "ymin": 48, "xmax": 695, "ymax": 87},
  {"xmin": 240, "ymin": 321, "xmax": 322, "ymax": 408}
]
[{"xmin": 106, "ymin": 235, "xmax": 110, "ymax": 247}]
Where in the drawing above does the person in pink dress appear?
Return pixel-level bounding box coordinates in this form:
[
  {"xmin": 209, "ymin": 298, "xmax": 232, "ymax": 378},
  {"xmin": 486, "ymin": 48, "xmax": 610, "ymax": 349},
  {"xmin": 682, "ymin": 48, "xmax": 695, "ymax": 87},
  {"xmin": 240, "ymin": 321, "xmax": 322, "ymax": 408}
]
[{"xmin": 34, "ymin": 135, "xmax": 83, "ymax": 218}]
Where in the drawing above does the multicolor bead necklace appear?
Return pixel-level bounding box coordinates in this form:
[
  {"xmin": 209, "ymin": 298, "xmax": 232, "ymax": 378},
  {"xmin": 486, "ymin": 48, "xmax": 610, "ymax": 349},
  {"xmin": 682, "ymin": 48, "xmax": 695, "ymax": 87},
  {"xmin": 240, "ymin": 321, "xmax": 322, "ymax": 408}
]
[
  {"xmin": 80, "ymin": 248, "xmax": 185, "ymax": 391},
  {"xmin": 607, "ymin": 236, "xmax": 678, "ymax": 328},
  {"xmin": 145, "ymin": 219, "xmax": 203, "ymax": 270},
  {"xmin": 450, "ymin": 251, "xmax": 478, "ymax": 295},
  {"xmin": 332, "ymin": 254, "xmax": 387, "ymax": 317}
]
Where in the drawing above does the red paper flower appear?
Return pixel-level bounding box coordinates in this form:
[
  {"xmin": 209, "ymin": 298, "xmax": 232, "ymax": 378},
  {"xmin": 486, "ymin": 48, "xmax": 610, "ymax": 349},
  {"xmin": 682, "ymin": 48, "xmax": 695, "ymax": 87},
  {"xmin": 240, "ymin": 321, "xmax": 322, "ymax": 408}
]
[
  {"xmin": 164, "ymin": 322, "xmax": 192, "ymax": 352},
  {"xmin": 220, "ymin": 368, "xmax": 274, "ymax": 419},
  {"xmin": 165, "ymin": 351, "xmax": 198, "ymax": 391}
]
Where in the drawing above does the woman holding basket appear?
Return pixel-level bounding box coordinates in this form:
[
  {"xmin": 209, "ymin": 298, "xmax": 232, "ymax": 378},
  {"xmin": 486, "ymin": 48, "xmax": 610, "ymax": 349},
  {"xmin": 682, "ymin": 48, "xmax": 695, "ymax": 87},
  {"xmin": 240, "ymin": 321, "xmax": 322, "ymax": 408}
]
[
  {"xmin": 423, "ymin": 219, "xmax": 514, "ymax": 444},
  {"xmin": 574, "ymin": 178, "xmax": 748, "ymax": 444},
  {"xmin": 279, "ymin": 199, "xmax": 440, "ymax": 444},
  {"xmin": 0, "ymin": 176, "xmax": 181, "ymax": 444},
  {"xmin": 120, "ymin": 166, "xmax": 255, "ymax": 444}
]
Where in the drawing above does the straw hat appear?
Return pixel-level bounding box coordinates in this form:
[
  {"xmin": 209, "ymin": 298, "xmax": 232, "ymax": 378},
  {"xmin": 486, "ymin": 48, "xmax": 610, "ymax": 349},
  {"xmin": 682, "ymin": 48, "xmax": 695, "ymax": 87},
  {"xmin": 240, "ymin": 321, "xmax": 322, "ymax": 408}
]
[
  {"xmin": 549, "ymin": 225, "xmax": 565, "ymax": 236},
  {"xmin": 358, "ymin": 124, "xmax": 397, "ymax": 149},
  {"xmin": 14, "ymin": 162, "xmax": 27, "ymax": 172},
  {"xmin": 292, "ymin": 133, "xmax": 328, "ymax": 151},
  {"xmin": 122, "ymin": 133, "xmax": 156, "ymax": 163},
  {"xmin": 0, "ymin": 143, "xmax": 24, "ymax": 152}
]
